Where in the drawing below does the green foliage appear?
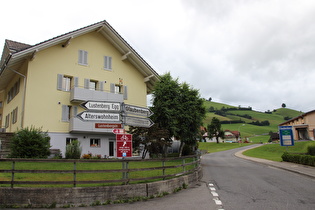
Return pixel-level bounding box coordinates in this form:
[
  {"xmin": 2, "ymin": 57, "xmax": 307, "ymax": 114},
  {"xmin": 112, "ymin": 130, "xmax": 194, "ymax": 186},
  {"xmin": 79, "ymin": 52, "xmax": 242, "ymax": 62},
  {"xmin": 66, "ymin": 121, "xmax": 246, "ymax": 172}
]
[
  {"xmin": 9, "ymin": 126, "xmax": 51, "ymax": 158},
  {"xmin": 307, "ymin": 145, "xmax": 315, "ymax": 156},
  {"xmin": 65, "ymin": 140, "xmax": 82, "ymax": 159},
  {"xmin": 151, "ymin": 73, "xmax": 206, "ymax": 156},
  {"xmin": 282, "ymin": 152, "xmax": 315, "ymax": 166},
  {"xmin": 207, "ymin": 117, "xmax": 225, "ymax": 143}
]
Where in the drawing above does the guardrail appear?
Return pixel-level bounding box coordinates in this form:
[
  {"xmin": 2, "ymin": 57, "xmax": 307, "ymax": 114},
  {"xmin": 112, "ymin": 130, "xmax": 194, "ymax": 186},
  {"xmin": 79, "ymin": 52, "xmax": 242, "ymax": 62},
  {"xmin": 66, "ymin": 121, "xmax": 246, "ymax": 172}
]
[{"xmin": 0, "ymin": 155, "xmax": 200, "ymax": 188}]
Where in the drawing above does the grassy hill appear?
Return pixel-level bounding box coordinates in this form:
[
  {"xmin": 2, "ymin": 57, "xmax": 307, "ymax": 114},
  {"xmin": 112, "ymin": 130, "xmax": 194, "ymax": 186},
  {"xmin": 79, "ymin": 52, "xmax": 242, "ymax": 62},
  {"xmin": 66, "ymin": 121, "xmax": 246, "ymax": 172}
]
[{"xmin": 203, "ymin": 101, "xmax": 303, "ymax": 143}]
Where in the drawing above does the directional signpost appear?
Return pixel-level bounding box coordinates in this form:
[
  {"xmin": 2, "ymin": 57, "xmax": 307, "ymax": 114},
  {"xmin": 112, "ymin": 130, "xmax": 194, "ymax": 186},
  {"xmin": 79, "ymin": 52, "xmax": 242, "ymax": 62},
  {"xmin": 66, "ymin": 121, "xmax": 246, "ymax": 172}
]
[
  {"xmin": 125, "ymin": 116, "xmax": 154, "ymax": 128},
  {"xmin": 123, "ymin": 104, "xmax": 154, "ymax": 128},
  {"xmin": 81, "ymin": 101, "xmax": 121, "ymax": 111},
  {"xmin": 77, "ymin": 112, "xmax": 120, "ymax": 122},
  {"xmin": 77, "ymin": 100, "xmax": 154, "ymax": 158},
  {"xmin": 124, "ymin": 104, "xmax": 154, "ymax": 117}
]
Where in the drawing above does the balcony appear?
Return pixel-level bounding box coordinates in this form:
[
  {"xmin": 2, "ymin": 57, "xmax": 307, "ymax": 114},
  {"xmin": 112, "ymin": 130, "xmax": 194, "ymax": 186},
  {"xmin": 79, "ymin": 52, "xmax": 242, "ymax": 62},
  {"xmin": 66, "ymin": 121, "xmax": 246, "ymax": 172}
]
[
  {"xmin": 69, "ymin": 117, "xmax": 122, "ymax": 133},
  {"xmin": 70, "ymin": 87, "xmax": 124, "ymax": 103}
]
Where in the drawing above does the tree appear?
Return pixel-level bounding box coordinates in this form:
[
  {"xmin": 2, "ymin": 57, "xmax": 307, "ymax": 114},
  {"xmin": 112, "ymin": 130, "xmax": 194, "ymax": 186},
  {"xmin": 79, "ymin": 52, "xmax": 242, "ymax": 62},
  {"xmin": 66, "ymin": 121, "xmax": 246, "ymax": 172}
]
[
  {"xmin": 282, "ymin": 103, "xmax": 286, "ymax": 108},
  {"xmin": 151, "ymin": 73, "xmax": 206, "ymax": 156},
  {"xmin": 207, "ymin": 117, "xmax": 225, "ymax": 144},
  {"xmin": 10, "ymin": 127, "xmax": 51, "ymax": 158},
  {"xmin": 65, "ymin": 140, "xmax": 82, "ymax": 159}
]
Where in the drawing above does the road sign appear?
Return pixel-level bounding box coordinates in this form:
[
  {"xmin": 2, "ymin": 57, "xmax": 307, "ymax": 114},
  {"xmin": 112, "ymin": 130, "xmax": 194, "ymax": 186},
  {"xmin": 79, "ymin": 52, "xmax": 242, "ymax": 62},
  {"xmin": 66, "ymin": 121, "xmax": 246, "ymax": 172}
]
[
  {"xmin": 112, "ymin": 129, "xmax": 125, "ymax": 134},
  {"xmin": 81, "ymin": 101, "xmax": 121, "ymax": 111},
  {"xmin": 125, "ymin": 116, "xmax": 154, "ymax": 128},
  {"xmin": 95, "ymin": 123, "xmax": 122, "ymax": 129},
  {"xmin": 279, "ymin": 126, "xmax": 294, "ymax": 146},
  {"xmin": 124, "ymin": 104, "xmax": 153, "ymax": 117},
  {"xmin": 116, "ymin": 134, "xmax": 132, "ymax": 158},
  {"xmin": 77, "ymin": 111, "xmax": 120, "ymax": 122}
]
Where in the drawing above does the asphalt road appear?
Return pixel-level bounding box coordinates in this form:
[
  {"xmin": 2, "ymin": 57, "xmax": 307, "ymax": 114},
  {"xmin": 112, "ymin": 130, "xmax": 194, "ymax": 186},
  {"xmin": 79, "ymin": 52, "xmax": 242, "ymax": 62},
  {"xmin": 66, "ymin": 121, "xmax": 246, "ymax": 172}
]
[{"xmin": 202, "ymin": 145, "xmax": 315, "ymax": 210}]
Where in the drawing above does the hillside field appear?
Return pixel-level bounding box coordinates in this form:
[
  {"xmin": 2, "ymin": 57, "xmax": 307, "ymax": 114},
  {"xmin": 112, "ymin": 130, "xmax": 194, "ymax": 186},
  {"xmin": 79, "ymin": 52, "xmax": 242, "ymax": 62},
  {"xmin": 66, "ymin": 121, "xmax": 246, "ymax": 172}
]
[{"xmin": 202, "ymin": 101, "xmax": 303, "ymax": 143}]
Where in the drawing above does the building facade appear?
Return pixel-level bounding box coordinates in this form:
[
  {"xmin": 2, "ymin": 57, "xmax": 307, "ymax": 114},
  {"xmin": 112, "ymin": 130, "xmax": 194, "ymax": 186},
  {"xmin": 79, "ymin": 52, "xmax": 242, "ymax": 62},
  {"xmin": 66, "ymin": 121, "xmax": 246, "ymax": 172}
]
[
  {"xmin": 279, "ymin": 110, "xmax": 315, "ymax": 141},
  {"xmin": 0, "ymin": 21, "xmax": 159, "ymax": 157}
]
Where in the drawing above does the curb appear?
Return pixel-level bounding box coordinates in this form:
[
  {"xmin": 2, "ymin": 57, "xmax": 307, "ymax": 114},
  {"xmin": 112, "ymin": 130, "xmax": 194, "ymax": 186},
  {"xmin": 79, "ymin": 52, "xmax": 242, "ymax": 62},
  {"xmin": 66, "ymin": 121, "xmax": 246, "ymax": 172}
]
[{"xmin": 235, "ymin": 144, "xmax": 315, "ymax": 179}]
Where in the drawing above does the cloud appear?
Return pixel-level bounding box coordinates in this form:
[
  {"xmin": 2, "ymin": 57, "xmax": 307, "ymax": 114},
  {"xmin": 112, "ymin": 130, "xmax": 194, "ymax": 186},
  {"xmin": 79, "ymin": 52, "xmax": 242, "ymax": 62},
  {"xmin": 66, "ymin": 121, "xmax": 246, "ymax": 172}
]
[{"xmin": 1, "ymin": 0, "xmax": 315, "ymax": 113}]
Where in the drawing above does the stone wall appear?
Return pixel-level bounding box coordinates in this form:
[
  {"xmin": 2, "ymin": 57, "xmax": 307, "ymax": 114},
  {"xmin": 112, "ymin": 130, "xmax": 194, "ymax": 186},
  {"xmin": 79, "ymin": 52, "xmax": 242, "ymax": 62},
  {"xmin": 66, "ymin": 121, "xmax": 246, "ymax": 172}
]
[{"xmin": 0, "ymin": 168, "xmax": 202, "ymax": 208}]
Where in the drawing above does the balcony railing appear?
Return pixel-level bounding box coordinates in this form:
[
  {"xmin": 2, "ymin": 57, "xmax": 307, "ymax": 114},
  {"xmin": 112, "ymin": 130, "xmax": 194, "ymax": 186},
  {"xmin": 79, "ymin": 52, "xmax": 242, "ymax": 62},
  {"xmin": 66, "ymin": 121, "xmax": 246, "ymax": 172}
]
[{"xmin": 70, "ymin": 87, "xmax": 123, "ymax": 103}]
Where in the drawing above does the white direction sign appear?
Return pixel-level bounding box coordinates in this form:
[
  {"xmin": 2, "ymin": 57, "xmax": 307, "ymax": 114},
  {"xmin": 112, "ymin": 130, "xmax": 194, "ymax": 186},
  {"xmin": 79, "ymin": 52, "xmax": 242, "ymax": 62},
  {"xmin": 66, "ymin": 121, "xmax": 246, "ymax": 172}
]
[
  {"xmin": 78, "ymin": 112, "xmax": 121, "ymax": 122},
  {"xmin": 125, "ymin": 116, "xmax": 154, "ymax": 128},
  {"xmin": 81, "ymin": 101, "xmax": 121, "ymax": 111},
  {"xmin": 124, "ymin": 104, "xmax": 154, "ymax": 117}
]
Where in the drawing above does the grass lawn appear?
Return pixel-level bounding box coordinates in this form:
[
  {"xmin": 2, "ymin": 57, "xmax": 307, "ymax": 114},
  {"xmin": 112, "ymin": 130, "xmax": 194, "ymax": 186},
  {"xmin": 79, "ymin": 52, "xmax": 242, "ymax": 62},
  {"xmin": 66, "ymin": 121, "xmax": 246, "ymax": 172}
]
[
  {"xmin": 0, "ymin": 158, "xmax": 196, "ymax": 188},
  {"xmin": 243, "ymin": 141, "xmax": 315, "ymax": 161},
  {"xmin": 198, "ymin": 142, "xmax": 254, "ymax": 153}
]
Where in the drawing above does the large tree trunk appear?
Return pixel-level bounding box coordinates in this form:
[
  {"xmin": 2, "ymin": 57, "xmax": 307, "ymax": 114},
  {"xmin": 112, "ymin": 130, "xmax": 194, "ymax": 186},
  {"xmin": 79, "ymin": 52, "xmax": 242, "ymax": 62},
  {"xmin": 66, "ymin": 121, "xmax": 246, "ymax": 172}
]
[{"xmin": 216, "ymin": 136, "xmax": 219, "ymax": 143}]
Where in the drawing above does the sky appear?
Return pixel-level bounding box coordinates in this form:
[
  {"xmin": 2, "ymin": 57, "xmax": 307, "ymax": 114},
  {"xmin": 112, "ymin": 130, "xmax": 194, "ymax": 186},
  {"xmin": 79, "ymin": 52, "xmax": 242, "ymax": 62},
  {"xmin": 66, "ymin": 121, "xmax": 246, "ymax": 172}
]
[{"xmin": 1, "ymin": 0, "xmax": 315, "ymax": 112}]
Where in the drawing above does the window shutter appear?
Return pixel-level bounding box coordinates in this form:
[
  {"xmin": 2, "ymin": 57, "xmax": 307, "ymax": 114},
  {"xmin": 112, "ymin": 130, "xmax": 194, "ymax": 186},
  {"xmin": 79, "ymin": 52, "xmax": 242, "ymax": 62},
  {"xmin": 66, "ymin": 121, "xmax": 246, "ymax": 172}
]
[
  {"xmin": 73, "ymin": 77, "xmax": 79, "ymax": 87},
  {"xmin": 61, "ymin": 105, "xmax": 69, "ymax": 122},
  {"xmin": 72, "ymin": 106, "xmax": 78, "ymax": 117},
  {"xmin": 79, "ymin": 50, "xmax": 88, "ymax": 65},
  {"xmin": 84, "ymin": 51, "xmax": 88, "ymax": 65},
  {"xmin": 99, "ymin": 81, "xmax": 104, "ymax": 91},
  {"xmin": 84, "ymin": 79, "xmax": 90, "ymax": 89},
  {"xmin": 110, "ymin": 83, "xmax": 115, "ymax": 93},
  {"xmin": 57, "ymin": 74, "xmax": 63, "ymax": 90},
  {"xmin": 123, "ymin": 86, "xmax": 128, "ymax": 100},
  {"xmin": 108, "ymin": 57, "xmax": 112, "ymax": 69},
  {"xmin": 104, "ymin": 56, "xmax": 112, "ymax": 70}
]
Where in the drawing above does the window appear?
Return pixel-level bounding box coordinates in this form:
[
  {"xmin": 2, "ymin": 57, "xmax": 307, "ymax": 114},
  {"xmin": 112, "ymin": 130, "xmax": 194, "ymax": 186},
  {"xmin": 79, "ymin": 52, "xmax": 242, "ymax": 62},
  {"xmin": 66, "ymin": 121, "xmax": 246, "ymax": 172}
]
[
  {"xmin": 57, "ymin": 74, "xmax": 78, "ymax": 91},
  {"xmin": 5, "ymin": 114, "xmax": 10, "ymax": 128},
  {"xmin": 110, "ymin": 84, "xmax": 128, "ymax": 100},
  {"xmin": 62, "ymin": 105, "xmax": 78, "ymax": 122},
  {"xmin": 66, "ymin": 138, "xmax": 78, "ymax": 145},
  {"xmin": 7, "ymin": 79, "xmax": 20, "ymax": 103},
  {"xmin": 104, "ymin": 56, "xmax": 112, "ymax": 70},
  {"xmin": 78, "ymin": 50, "xmax": 88, "ymax": 65},
  {"xmin": 89, "ymin": 80, "xmax": 97, "ymax": 90},
  {"xmin": 11, "ymin": 107, "xmax": 18, "ymax": 124},
  {"xmin": 90, "ymin": 138, "xmax": 100, "ymax": 147}
]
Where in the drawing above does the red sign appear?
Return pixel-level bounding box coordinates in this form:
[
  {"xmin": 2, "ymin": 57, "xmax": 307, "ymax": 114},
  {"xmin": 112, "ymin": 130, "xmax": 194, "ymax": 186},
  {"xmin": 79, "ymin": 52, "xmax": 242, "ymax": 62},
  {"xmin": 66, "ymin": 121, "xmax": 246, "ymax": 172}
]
[
  {"xmin": 116, "ymin": 134, "xmax": 132, "ymax": 157},
  {"xmin": 112, "ymin": 129, "xmax": 125, "ymax": 134},
  {"xmin": 95, "ymin": 123, "xmax": 122, "ymax": 129}
]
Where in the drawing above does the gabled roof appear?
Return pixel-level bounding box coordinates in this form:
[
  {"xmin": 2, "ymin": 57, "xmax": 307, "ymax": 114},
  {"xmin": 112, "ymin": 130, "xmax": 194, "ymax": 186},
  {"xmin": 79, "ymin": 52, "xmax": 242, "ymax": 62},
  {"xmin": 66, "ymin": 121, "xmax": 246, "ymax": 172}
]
[
  {"xmin": 0, "ymin": 20, "xmax": 160, "ymax": 92},
  {"xmin": 279, "ymin": 110, "xmax": 314, "ymax": 126}
]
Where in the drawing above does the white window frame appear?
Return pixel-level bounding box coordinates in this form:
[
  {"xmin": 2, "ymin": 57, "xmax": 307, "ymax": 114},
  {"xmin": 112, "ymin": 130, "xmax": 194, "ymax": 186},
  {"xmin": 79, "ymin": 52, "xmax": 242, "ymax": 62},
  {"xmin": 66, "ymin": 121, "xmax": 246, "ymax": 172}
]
[{"xmin": 90, "ymin": 138, "xmax": 100, "ymax": 147}]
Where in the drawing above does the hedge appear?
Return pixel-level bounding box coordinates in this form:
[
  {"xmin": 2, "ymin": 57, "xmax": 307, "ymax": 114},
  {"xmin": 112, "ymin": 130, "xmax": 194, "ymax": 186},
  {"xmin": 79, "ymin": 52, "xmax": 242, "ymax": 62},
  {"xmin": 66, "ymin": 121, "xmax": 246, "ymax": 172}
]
[{"xmin": 282, "ymin": 152, "xmax": 315, "ymax": 167}]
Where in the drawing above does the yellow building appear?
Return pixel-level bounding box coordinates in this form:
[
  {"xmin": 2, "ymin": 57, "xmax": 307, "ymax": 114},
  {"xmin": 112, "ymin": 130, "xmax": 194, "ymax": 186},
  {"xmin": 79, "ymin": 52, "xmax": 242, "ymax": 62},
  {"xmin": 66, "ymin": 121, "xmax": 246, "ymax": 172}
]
[
  {"xmin": 279, "ymin": 110, "xmax": 315, "ymax": 141},
  {"xmin": 0, "ymin": 20, "xmax": 159, "ymax": 157}
]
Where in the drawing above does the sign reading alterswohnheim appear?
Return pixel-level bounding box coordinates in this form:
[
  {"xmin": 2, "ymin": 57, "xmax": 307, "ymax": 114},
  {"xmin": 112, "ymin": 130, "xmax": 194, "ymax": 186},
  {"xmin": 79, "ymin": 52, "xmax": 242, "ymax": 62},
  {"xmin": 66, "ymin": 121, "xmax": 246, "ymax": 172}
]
[{"xmin": 279, "ymin": 126, "xmax": 294, "ymax": 146}]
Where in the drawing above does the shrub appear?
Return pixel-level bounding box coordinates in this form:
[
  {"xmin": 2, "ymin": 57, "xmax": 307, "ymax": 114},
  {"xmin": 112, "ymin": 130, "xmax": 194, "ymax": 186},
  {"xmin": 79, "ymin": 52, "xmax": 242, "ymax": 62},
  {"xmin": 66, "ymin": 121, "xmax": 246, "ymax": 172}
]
[
  {"xmin": 9, "ymin": 126, "xmax": 51, "ymax": 158},
  {"xmin": 282, "ymin": 152, "xmax": 315, "ymax": 166},
  {"xmin": 65, "ymin": 140, "xmax": 82, "ymax": 159},
  {"xmin": 307, "ymin": 145, "xmax": 315, "ymax": 156}
]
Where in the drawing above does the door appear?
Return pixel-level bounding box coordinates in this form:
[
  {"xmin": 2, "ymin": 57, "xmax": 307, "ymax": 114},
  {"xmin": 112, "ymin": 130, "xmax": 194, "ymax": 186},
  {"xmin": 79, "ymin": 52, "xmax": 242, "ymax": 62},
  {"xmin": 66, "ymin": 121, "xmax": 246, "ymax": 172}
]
[{"xmin": 109, "ymin": 141, "xmax": 114, "ymax": 156}]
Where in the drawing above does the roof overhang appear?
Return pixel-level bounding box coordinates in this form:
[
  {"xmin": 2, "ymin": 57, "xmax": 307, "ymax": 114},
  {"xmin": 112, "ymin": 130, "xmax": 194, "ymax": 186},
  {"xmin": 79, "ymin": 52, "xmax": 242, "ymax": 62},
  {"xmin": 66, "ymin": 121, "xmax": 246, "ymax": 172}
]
[{"xmin": 0, "ymin": 21, "xmax": 160, "ymax": 92}]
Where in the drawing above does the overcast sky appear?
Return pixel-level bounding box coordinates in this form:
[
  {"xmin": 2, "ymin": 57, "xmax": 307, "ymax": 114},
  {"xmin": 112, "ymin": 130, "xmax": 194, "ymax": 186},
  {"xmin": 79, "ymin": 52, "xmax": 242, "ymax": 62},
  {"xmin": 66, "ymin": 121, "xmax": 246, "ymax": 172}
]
[{"xmin": 1, "ymin": 0, "xmax": 315, "ymax": 112}]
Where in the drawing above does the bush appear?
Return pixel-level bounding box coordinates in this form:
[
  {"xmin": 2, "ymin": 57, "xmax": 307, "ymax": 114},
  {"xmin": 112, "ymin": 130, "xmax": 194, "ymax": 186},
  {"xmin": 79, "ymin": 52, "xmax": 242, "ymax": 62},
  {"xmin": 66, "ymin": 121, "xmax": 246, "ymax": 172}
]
[
  {"xmin": 9, "ymin": 127, "xmax": 51, "ymax": 158},
  {"xmin": 65, "ymin": 140, "xmax": 82, "ymax": 159},
  {"xmin": 282, "ymin": 152, "xmax": 315, "ymax": 166},
  {"xmin": 307, "ymin": 145, "xmax": 315, "ymax": 156}
]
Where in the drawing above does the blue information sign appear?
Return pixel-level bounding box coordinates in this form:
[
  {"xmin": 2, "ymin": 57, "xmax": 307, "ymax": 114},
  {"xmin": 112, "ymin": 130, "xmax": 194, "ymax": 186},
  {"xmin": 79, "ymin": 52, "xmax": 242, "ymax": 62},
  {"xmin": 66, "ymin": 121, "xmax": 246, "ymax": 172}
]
[{"xmin": 279, "ymin": 126, "xmax": 294, "ymax": 146}]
